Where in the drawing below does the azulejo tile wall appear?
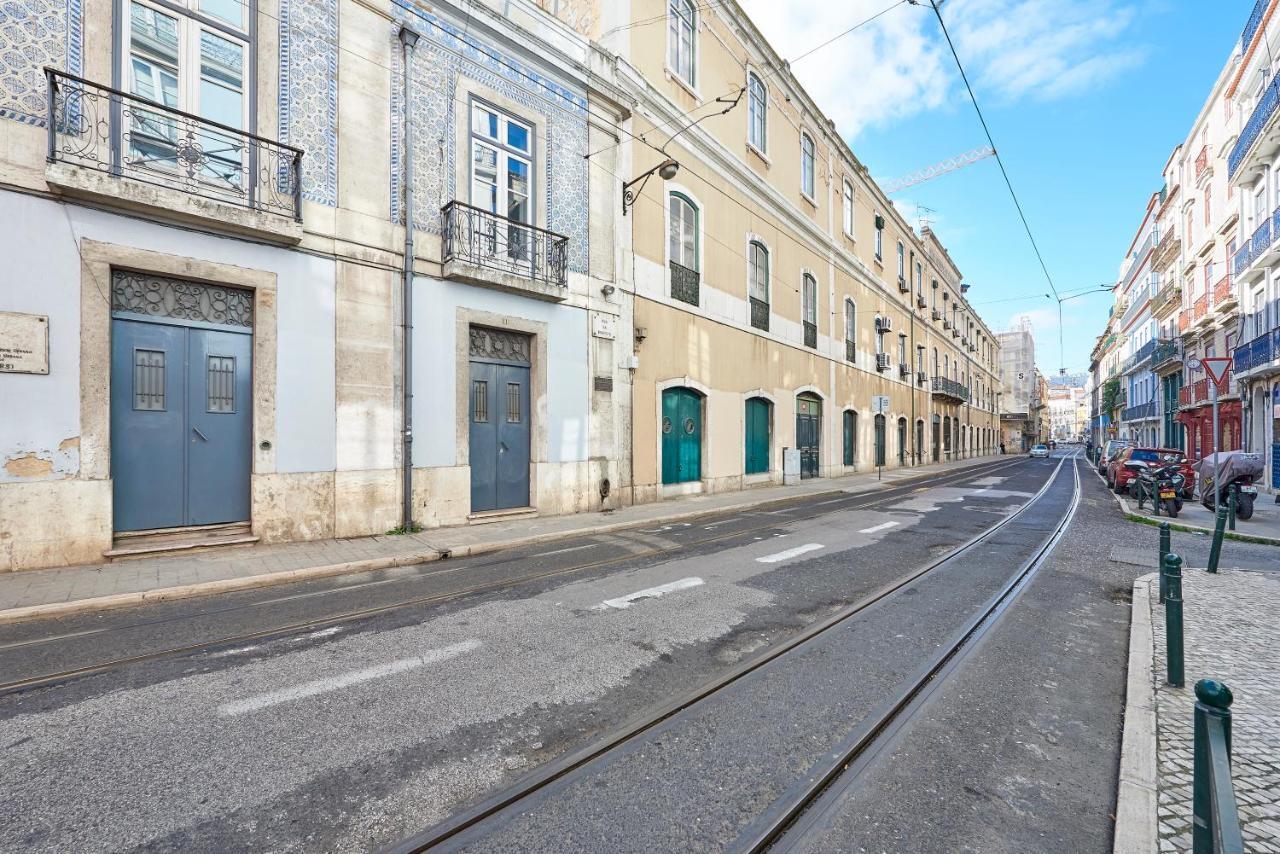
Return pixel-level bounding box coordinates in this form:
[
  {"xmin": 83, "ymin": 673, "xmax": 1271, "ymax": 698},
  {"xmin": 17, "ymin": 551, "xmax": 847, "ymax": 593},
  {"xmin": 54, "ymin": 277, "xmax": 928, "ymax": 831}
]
[
  {"xmin": 279, "ymin": 0, "xmax": 339, "ymax": 206},
  {"xmin": 389, "ymin": 0, "xmax": 589, "ymax": 274},
  {"xmin": 0, "ymin": 0, "xmax": 82, "ymax": 127}
]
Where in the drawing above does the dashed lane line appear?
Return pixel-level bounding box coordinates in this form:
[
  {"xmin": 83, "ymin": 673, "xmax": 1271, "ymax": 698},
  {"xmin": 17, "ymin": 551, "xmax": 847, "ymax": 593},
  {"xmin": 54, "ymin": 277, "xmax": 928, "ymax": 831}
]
[
  {"xmin": 595, "ymin": 577, "xmax": 705, "ymax": 610},
  {"xmin": 858, "ymin": 521, "xmax": 899, "ymax": 534},
  {"xmin": 756, "ymin": 543, "xmax": 826, "ymax": 564}
]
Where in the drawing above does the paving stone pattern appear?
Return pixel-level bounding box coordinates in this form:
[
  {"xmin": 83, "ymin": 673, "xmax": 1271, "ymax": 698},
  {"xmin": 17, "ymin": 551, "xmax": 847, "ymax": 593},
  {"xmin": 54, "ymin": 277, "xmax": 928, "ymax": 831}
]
[{"xmin": 1149, "ymin": 569, "xmax": 1280, "ymax": 852}]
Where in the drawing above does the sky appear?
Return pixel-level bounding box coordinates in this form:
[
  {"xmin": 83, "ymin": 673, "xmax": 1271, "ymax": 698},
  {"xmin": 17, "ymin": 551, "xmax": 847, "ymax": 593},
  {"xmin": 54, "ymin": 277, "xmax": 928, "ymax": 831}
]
[{"xmin": 738, "ymin": 0, "xmax": 1250, "ymax": 377}]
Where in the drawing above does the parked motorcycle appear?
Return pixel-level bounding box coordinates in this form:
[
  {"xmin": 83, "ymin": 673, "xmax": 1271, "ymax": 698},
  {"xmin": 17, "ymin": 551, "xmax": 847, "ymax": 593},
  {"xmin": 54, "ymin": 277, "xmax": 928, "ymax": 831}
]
[
  {"xmin": 1131, "ymin": 463, "xmax": 1187, "ymax": 518},
  {"xmin": 1197, "ymin": 451, "xmax": 1264, "ymax": 521}
]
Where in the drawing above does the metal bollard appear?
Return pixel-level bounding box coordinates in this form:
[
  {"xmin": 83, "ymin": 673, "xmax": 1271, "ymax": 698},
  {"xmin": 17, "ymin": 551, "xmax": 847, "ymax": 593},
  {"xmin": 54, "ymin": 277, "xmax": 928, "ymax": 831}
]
[
  {"xmin": 1159, "ymin": 522, "xmax": 1171, "ymax": 604},
  {"xmin": 1227, "ymin": 484, "xmax": 1237, "ymax": 532},
  {"xmin": 1192, "ymin": 679, "xmax": 1243, "ymax": 854},
  {"xmin": 1208, "ymin": 504, "xmax": 1228, "ymax": 574},
  {"xmin": 1164, "ymin": 553, "xmax": 1184, "ymax": 688}
]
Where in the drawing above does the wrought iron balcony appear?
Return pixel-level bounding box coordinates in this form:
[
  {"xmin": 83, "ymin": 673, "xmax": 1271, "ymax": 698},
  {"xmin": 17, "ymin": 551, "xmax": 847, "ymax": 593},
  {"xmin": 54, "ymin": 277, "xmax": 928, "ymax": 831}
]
[
  {"xmin": 1150, "ymin": 339, "xmax": 1182, "ymax": 371},
  {"xmin": 442, "ymin": 200, "xmax": 568, "ymax": 293},
  {"xmin": 1213, "ymin": 272, "xmax": 1236, "ymax": 311},
  {"xmin": 670, "ymin": 260, "xmax": 700, "ymax": 306},
  {"xmin": 1193, "ymin": 293, "xmax": 1209, "ymax": 323},
  {"xmin": 1194, "ymin": 145, "xmax": 1209, "ymax": 182},
  {"xmin": 1229, "ymin": 67, "xmax": 1280, "ymax": 180},
  {"xmin": 750, "ymin": 297, "xmax": 770, "ymax": 331},
  {"xmin": 803, "ymin": 321, "xmax": 817, "ymax": 349},
  {"xmin": 45, "ymin": 68, "xmax": 302, "ymax": 221},
  {"xmin": 1243, "ymin": 0, "xmax": 1267, "ymax": 54},
  {"xmin": 1121, "ymin": 400, "xmax": 1158, "ymax": 422},
  {"xmin": 1123, "ymin": 338, "xmax": 1157, "ymax": 373},
  {"xmin": 931, "ymin": 376, "xmax": 969, "ymax": 403},
  {"xmin": 1234, "ymin": 330, "xmax": 1277, "ymax": 376}
]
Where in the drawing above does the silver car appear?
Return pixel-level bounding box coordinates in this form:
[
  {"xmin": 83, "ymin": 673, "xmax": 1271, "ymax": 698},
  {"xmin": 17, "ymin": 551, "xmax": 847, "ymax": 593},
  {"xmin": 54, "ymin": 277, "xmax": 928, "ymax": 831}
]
[{"xmin": 1029, "ymin": 444, "xmax": 1050, "ymax": 458}]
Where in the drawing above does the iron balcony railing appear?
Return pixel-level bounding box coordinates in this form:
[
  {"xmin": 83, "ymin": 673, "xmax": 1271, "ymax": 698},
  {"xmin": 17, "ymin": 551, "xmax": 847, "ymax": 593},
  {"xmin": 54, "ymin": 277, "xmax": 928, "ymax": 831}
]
[
  {"xmin": 1121, "ymin": 400, "xmax": 1158, "ymax": 422},
  {"xmin": 750, "ymin": 297, "xmax": 770, "ymax": 331},
  {"xmin": 442, "ymin": 200, "xmax": 568, "ymax": 288},
  {"xmin": 1123, "ymin": 338, "xmax": 1157, "ymax": 373},
  {"xmin": 1233, "ymin": 206, "xmax": 1280, "ymax": 277},
  {"xmin": 1229, "ymin": 67, "xmax": 1280, "ymax": 179},
  {"xmin": 1242, "ymin": 0, "xmax": 1267, "ymax": 55},
  {"xmin": 45, "ymin": 67, "xmax": 302, "ymax": 220},
  {"xmin": 1194, "ymin": 145, "xmax": 1210, "ymax": 181},
  {"xmin": 1150, "ymin": 338, "xmax": 1182, "ymax": 371},
  {"xmin": 1233, "ymin": 328, "xmax": 1277, "ymax": 375},
  {"xmin": 803, "ymin": 321, "xmax": 817, "ymax": 348},
  {"xmin": 930, "ymin": 376, "xmax": 970, "ymax": 403},
  {"xmin": 669, "ymin": 260, "xmax": 699, "ymax": 306}
]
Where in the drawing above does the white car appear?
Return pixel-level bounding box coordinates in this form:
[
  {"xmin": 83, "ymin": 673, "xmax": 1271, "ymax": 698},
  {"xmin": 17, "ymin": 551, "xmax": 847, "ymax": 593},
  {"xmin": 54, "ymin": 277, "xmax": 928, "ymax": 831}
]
[{"xmin": 1029, "ymin": 444, "xmax": 1050, "ymax": 458}]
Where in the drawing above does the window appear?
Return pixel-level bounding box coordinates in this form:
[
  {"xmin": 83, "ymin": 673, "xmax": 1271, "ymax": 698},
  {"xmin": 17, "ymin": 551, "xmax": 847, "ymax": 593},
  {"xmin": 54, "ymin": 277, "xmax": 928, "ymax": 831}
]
[
  {"xmin": 668, "ymin": 0, "xmax": 696, "ymax": 85},
  {"xmin": 133, "ymin": 349, "xmax": 166, "ymax": 411},
  {"xmin": 506, "ymin": 383, "xmax": 521, "ymax": 422},
  {"xmin": 471, "ymin": 102, "xmax": 533, "ymax": 225},
  {"xmin": 800, "ymin": 132, "xmax": 815, "ymax": 199},
  {"xmin": 472, "ymin": 380, "xmax": 488, "ymax": 422},
  {"xmin": 874, "ymin": 215, "xmax": 883, "ymax": 259},
  {"xmin": 748, "ymin": 240, "xmax": 770, "ymax": 330},
  {"xmin": 843, "ymin": 180, "xmax": 855, "ymax": 236},
  {"xmin": 802, "ymin": 273, "xmax": 818, "ymax": 347},
  {"xmin": 896, "ymin": 241, "xmax": 905, "ymax": 280},
  {"xmin": 897, "ymin": 334, "xmax": 906, "ymax": 367},
  {"xmin": 207, "ymin": 355, "xmax": 235, "ymax": 413},
  {"xmin": 748, "ymin": 72, "xmax": 767, "ymax": 153},
  {"xmin": 915, "ymin": 261, "xmax": 923, "ymax": 296},
  {"xmin": 123, "ymin": 0, "xmax": 249, "ymax": 184},
  {"xmin": 844, "ymin": 299, "xmax": 856, "ymax": 361},
  {"xmin": 669, "ymin": 193, "xmax": 698, "ymax": 271}
]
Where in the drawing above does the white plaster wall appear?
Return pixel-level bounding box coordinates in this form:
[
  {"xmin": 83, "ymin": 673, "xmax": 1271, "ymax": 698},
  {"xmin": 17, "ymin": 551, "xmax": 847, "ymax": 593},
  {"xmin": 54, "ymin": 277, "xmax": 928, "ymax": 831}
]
[
  {"xmin": 412, "ymin": 275, "xmax": 589, "ymax": 467},
  {"xmin": 0, "ymin": 191, "xmax": 337, "ymax": 476}
]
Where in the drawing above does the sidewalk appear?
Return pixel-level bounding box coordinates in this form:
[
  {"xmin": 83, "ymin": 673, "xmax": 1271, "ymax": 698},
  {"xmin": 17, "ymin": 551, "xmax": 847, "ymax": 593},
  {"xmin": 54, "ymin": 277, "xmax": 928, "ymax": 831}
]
[
  {"xmin": 1117, "ymin": 570, "xmax": 1280, "ymax": 853},
  {"xmin": 1096, "ymin": 464, "xmax": 1280, "ymax": 545},
  {"xmin": 0, "ymin": 454, "xmax": 1008, "ymax": 624}
]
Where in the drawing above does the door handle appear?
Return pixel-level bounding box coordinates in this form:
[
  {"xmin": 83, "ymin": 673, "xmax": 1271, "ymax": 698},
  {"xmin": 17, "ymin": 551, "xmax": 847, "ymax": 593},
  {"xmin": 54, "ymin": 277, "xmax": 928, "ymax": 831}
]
[
  {"xmin": 499, "ymin": 442, "xmax": 508, "ymax": 454},
  {"xmin": 192, "ymin": 426, "xmax": 209, "ymax": 442}
]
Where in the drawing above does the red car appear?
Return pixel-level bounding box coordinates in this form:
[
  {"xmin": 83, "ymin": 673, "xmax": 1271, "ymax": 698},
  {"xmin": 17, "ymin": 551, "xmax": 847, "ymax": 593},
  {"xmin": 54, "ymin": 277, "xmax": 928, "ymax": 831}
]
[{"xmin": 1107, "ymin": 447, "xmax": 1195, "ymax": 497}]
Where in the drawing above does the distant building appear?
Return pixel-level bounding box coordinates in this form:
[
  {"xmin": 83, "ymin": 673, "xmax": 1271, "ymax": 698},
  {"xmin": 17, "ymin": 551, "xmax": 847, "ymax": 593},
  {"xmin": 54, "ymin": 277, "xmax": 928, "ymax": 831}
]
[{"xmin": 997, "ymin": 318, "xmax": 1040, "ymax": 450}]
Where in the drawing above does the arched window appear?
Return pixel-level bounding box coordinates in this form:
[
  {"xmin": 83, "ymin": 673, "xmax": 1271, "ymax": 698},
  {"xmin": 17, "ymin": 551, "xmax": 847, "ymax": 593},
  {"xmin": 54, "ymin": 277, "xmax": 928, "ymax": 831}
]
[
  {"xmin": 748, "ymin": 240, "xmax": 770, "ymax": 330},
  {"xmin": 748, "ymin": 72, "xmax": 767, "ymax": 152},
  {"xmin": 843, "ymin": 410, "xmax": 857, "ymax": 467},
  {"xmin": 668, "ymin": 193, "xmax": 699, "ymax": 305},
  {"xmin": 801, "ymin": 132, "xmax": 815, "ymax": 198},
  {"xmin": 668, "ymin": 0, "xmax": 697, "ymax": 85},
  {"xmin": 843, "ymin": 179, "xmax": 855, "ymax": 236},
  {"xmin": 844, "ymin": 299, "xmax": 856, "ymax": 362},
  {"xmin": 802, "ymin": 273, "xmax": 818, "ymax": 348}
]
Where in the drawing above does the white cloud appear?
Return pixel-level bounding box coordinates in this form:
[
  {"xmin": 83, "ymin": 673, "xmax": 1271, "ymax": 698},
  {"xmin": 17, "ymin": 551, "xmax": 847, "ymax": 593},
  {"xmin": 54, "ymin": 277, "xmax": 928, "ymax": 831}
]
[{"xmin": 737, "ymin": 0, "xmax": 1147, "ymax": 138}]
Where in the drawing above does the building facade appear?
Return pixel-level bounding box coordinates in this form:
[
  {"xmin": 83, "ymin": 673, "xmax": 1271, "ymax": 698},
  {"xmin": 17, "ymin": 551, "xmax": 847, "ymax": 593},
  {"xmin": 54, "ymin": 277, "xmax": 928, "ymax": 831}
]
[
  {"xmin": 0, "ymin": 0, "xmax": 1004, "ymax": 572},
  {"xmin": 997, "ymin": 319, "xmax": 1040, "ymax": 451}
]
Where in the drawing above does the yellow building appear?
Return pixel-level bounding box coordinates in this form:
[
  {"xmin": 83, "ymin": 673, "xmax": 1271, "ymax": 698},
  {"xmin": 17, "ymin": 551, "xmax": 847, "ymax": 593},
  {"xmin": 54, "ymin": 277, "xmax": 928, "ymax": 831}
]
[{"xmin": 609, "ymin": 0, "xmax": 1003, "ymax": 501}]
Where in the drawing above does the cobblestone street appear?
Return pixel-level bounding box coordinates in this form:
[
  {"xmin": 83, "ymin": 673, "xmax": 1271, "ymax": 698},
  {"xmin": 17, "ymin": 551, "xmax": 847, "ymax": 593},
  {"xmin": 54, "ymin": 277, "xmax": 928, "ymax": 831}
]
[{"xmin": 1148, "ymin": 568, "xmax": 1280, "ymax": 852}]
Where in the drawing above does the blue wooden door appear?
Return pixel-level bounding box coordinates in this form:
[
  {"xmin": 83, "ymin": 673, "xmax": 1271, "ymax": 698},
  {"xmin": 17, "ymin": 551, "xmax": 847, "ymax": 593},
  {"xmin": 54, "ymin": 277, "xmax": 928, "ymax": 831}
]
[
  {"xmin": 796, "ymin": 395, "xmax": 821, "ymax": 478},
  {"xmin": 469, "ymin": 361, "xmax": 531, "ymax": 511},
  {"xmin": 745, "ymin": 397, "xmax": 770, "ymax": 474},
  {"xmin": 662, "ymin": 388, "xmax": 702, "ymax": 484},
  {"xmin": 111, "ymin": 320, "xmax": 252, "ymax": 531}
]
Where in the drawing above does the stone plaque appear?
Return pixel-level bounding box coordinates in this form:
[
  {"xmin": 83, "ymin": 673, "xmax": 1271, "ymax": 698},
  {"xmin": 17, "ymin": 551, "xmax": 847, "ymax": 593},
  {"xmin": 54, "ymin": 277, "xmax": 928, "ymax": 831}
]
[
  {"xmin": 0, "ymin": 312, "xmax": 49, "ymax": 374},
  {"xmin": 591, "ymin": 313, "xmax": 617, "ymax": 340}
]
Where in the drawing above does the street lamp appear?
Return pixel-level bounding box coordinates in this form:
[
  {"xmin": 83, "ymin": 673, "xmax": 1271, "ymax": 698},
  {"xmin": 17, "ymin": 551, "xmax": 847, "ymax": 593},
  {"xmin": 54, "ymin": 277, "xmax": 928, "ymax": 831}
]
[
  {"xmin": 622, "ymin": 158, "xmax": 680, "ymax": 215},
  {"xmin": 1048, "ymin": 285, "xmax": 1113, "ymax": 376}
]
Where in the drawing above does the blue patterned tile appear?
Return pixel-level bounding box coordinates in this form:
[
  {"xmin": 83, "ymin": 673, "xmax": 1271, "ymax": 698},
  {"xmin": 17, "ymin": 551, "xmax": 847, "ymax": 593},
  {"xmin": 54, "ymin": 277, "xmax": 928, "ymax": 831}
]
[
  {"xmin": 279, "ymin": 0, "xmax": 338, "ymax": 206},
  {"xmin": 0, "ymin": 0, "xmax": 82, "ymax": 127}
]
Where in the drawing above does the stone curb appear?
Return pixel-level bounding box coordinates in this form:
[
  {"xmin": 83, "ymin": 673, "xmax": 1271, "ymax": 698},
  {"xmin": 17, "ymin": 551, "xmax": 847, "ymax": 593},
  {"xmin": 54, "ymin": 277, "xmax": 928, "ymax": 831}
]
[
  {"xmin": 1113, "ymin": 571, "xmax": 1159, "ymax": 854},
  {"xmin": 0, "ymin": 456, "xmax": 1007, "ymax": 625},
  {"xmin": 1090, "ymin": 462, "xmax": 1280, "ymax": 546}
]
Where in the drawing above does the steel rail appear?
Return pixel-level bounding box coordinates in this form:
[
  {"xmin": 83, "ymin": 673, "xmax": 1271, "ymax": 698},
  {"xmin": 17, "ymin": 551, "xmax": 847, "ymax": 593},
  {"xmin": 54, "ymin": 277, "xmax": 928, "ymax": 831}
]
[
  {"xmin": 383, "ymin": 454, "xmax": 1075, "ymax": 853},
  {"xmin": 0, "ymin": 457, "xmax": 1024, "ymax": 695},
  {"xmin": 748, "ymin": 455, "xmax": 1082, "ymax": 851}
]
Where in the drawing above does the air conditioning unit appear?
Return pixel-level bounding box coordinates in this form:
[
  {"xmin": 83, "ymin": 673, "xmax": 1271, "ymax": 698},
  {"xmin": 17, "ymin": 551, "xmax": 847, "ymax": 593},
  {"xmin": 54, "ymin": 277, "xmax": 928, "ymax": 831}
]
[
  {"xmin": 932, "ymin": 309, "xmax": 942, "ymax": 321},
  {"xmin": 917, "ymin": 370, "xmax": 927, "ymax": 385},
  {"xmin": 899, "ymin": 362, "xmax": 911, "ymax": 378},
  {"xmin": 875, "ymin": 315, "xmax": 893, "ymax": 332},
  {"xmin": 898, "ymin": 276, "xmax": 909, "ymax": 293},
  {"xmin": 916, "ymin": 293, "xmax": 927, "ymax": 308},
  {"xmin": 876, "ymin": 353, "xmax": 892, "ymax": 371},
  {"xmin": 952, "ymin": 327, "xmax": 960, "ymax": 338},
  {"xmin": 943, "ymin": 319, "xmax": 952, "ymax": 330}
]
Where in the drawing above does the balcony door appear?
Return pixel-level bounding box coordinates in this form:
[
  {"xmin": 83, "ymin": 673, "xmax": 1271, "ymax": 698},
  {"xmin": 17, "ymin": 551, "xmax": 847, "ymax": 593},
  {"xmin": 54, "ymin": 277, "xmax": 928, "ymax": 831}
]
[
  {"xmin": 470, "ymin": 102, "xmax": 534, "ymax": 273},
  {"xmin": 122, "ymin": 0, "xmax": 249, "ymax": 195}
]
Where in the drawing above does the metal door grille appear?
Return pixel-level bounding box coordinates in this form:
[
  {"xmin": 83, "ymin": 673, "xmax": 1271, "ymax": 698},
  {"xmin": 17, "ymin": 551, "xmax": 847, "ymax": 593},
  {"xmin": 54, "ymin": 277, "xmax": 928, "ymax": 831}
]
[
  {"xmin": 207, "ymin": 356, "xmax": 236, "ymax": 413},
  {"xmin": 133, "ymin": 349, "xmax": 165, "ymax": 410}
]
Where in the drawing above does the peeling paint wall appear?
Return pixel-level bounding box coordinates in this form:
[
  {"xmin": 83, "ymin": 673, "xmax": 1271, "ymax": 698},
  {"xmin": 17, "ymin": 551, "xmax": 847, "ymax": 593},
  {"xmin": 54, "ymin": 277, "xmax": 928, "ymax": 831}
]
[{"xmin": 1, "ymin": 437, "xmax": 79, "ymax": 482}]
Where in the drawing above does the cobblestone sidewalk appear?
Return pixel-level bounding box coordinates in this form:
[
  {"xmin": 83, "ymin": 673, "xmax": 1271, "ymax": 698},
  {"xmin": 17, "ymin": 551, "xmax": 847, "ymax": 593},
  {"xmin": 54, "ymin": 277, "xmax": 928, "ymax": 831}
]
[{"xmin": 1148, "ymin": 568, "xmax": 1280, "ymax": 852}]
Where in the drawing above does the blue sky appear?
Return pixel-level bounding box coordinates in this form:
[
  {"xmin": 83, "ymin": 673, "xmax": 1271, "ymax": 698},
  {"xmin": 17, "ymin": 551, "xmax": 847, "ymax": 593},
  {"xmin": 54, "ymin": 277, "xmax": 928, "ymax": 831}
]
[{"xmin": 741, "ymin": 0, "xmax": 1251, "ymax": 376}]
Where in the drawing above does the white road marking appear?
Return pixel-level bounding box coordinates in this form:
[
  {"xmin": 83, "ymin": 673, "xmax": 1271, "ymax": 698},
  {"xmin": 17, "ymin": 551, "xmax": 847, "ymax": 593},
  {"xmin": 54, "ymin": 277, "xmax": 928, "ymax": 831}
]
[
  {"xmin": 813, "ymin": 497, "xmax": 850, "ymax": 506},
  {"xmin": 858, "ymin": 521, "xmax": 899, "ymax": 534},
  {"xmin": 756, "ymin": 543, "xmax": 825, "ymax": 563},
  {"xmin": 595, "ymin": 577, "xmax": 705, "ymax": 610},
  {"xmin": 217, "ymin": 639, "xmax": 481, "ymax": 717},
  {"xmin": 535, "ymin": 543, "xmax": 597, "ymax": 557}
]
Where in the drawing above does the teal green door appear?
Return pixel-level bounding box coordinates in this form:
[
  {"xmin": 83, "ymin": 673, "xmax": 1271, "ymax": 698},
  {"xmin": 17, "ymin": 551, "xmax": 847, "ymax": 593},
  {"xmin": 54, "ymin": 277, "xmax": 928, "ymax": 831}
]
[
  {"xmin": 662, "ymin": 388, "xmax": 703, "ymax": 484},
  {"xmin": 745, "ymin": 397, "xmax": 770, "ymax": 474}
]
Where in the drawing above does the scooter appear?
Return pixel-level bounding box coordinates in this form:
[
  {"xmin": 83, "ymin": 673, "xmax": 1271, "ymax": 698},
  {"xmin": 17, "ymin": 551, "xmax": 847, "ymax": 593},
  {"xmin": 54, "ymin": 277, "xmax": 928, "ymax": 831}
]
[
  {"xmin": 1198, "ymin": 451, "xmax": 1264, "ymax": 521},
  {"xmin": 1132, "ymin": 463, "xmax": 1186, "ymax": 518}
]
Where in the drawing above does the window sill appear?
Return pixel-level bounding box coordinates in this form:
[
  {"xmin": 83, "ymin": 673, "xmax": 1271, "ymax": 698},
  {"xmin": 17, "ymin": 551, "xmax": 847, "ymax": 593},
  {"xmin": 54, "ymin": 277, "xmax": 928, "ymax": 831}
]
[
  {"xmin": 664, "ymin": 66, "xmax": 701, "ymax": 101},
  {"xmin": 800, "ymin": 190, "xmax": 818, "ymax": 209},
  {"xmin": 746, "ymin": 141, "xmax": 771, "ymax": 167}
]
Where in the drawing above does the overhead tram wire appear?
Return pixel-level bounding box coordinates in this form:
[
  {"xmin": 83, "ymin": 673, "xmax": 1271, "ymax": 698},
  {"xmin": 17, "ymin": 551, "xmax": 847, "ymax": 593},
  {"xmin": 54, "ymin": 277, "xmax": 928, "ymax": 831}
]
[{"xmin": 917, "ymin": 0, "xmax": 1062, "ymax": 301}]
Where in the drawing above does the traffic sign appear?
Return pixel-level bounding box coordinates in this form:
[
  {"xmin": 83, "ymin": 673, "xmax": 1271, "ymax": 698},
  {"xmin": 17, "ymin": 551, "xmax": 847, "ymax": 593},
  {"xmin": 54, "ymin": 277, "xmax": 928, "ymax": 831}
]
[
  {"xmin": 872, "ymin": 395, "xmax": 890, "ymax": 414},
  {"xmin": 1187, "ymin": 357, "xmax": 1202, "ymax": 372},
  {"xmin": 1202, "ymin": 356, "xmax": 1232, "ymax": 386}
]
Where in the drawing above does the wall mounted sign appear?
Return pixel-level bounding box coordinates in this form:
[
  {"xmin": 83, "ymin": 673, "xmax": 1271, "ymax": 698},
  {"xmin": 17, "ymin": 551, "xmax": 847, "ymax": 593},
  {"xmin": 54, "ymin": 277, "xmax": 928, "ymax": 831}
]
[{"xmin": 0, "ymin": 312, "xmax": 49, "ymax": 374}]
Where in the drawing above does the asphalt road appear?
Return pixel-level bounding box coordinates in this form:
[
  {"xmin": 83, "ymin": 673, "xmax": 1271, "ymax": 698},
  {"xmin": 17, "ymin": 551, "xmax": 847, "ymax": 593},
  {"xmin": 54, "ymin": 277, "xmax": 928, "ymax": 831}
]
[{"xmin": 0, "ymin": 455, "xmax": 1053, "ymax": 852}]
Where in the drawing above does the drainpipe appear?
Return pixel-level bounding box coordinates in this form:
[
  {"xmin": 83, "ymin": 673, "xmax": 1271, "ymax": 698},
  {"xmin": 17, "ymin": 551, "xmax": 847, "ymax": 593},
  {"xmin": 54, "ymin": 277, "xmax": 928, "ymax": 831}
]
[{"xmin": 399, "ymin": 25, "xmax": 420, "ymax": 530}]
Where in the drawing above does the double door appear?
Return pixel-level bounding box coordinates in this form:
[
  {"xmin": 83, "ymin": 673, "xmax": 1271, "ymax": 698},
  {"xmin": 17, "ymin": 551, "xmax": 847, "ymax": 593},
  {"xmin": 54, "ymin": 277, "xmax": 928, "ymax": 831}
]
[
  {"xmin": 662, "ymin": 388, "xmax": 703, "ymax": 484},
  {"xmin": 796, "ymin": 395, "xmax": 821, "ymax": 479},
  {"xmin": 469, "ymin": 361, "xmax": 532, "ymax": 512},
  {"xmin": 111, "ymin": 318, "xmax": 252, "ymax": 532}
]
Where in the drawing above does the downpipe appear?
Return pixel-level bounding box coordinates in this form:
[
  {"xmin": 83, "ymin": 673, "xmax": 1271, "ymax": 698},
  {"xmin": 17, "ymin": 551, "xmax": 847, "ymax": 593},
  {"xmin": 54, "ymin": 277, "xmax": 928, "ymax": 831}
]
[{"xmin": 399, "ymin": 26, "xmax": 420, "ymax": 531}]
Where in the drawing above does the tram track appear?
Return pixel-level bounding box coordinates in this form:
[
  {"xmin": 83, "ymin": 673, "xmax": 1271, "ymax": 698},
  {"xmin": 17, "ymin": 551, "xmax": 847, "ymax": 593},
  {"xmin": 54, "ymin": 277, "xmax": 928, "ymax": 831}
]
[
  {"xmin": 383, "ymin": 454, "xmax": 1080, "ymax": 853},
  {"xmin": 0, "ymin": 456, "xmax": 1026, "ymax": 695}
]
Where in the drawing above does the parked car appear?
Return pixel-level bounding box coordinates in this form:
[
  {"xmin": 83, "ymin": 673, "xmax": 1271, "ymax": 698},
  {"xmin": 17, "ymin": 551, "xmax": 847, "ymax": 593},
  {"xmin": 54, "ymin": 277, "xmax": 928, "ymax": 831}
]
[
  {"xmin": 1096, "ymin": 439, "xmax": 1130, "ymax": 474},
  {"xmin": 1030, "ymin": 444, "xmax": 1050, "ymax": 458},
  {"xmin": 1107, "ymin": 447, "xmax": 1195, "ymax": 497}
]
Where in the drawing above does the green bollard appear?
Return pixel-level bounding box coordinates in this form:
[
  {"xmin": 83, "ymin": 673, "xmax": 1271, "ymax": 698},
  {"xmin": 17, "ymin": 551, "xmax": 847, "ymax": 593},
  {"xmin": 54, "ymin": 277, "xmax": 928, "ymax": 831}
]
[
  {"xmin": 1159, "ymin": 522, "xmax": 1171, "ymax": 604},
  {"xmin": 1208, "ymin": 503, "xmax": 1228, "ymax": 574},
  {"xmin": 1192, "ymin": 680, "xmax": 1236, "ymax": 854},
  {"xmin": 1164, "ymin": 553, "xmax": 1184, "ymax": 688},
  {"xmin": 1228, "ymin": 484, "xmax": 1237, "ymax": 532}
]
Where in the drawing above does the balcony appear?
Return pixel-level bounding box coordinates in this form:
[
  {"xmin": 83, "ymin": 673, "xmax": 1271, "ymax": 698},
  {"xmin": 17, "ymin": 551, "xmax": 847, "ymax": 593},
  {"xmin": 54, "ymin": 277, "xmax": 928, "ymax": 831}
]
[
  {"xmin": 44, "ymin": 68, "xmax": 302, "ymax": 242},
  {"xmin": 1213, "ymin": 272, "xmax": 1237, "ymax": 313},
  {"xmin": 1234, "ymin": 330, "xmax": 1279, "ymax": 377},
  {"xmin": 1194, "ymin": 145, "xmax": 1209, "ymax": 183},
  {"xmin": 750, "ymin": 296, "xmax": 770, "ymax": 331},
  {"xmin": 1121, "ymin": 400, "xmax": 1158, "ymax": 422},
  {"xmin": 1179, "ymin": 374, "xmax": 1234, "ymax": 407},
  {"xmin": 1192, "ymin": 293, "xmax": 1210, "ymax": 325},
  {"xmin": 1123, "ymin": 338, "xmax": 1157, "ymax": 374},
  {"xmin": 1229, "ymin": 67, "xmax": 1280, "ymax": 183},
  {"xmin": 1152, "ymin": 227, "xmax": 1181, "ymax": 270},
  {"xmin": 1178, "ymin": 309, "xmax": 1192, "ymax": 333},
  {"xmin": 1243, "ymin": 0, "xmax": 1266, "ymax": 50},
  {"xmin": 670, "ymin": 260, "xmax": 700, "ymax": 307},
  {"xmin": 1150, "ymin": 280, "xmax": 1182, "ymax": 317},
  {"xmin": 931, "ymin": 376, "xmax": 970, "ymax": 404},
  {"xmin": 442, "ymin": 201, "xmax": 569, "ymax": 299},
  {"xmin": 1150, "ymin": 338, "xmax": 1182, "ymax": 372}
]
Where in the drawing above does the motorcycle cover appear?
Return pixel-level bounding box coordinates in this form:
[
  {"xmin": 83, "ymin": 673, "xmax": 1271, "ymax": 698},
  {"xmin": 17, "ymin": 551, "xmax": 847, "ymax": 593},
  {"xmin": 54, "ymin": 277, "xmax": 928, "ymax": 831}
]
[{"xmin": 1195, "ymin": 451, "xmax": 1264, "ymax": 498}]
